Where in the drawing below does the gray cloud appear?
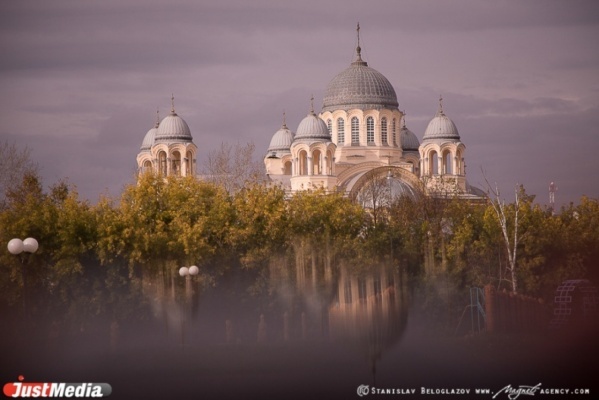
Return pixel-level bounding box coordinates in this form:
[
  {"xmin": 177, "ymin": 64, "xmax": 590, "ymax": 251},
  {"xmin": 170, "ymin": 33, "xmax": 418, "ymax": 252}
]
[{"xmin": 1, "ymin": 0, "xmax": 597, "ymax": 207}]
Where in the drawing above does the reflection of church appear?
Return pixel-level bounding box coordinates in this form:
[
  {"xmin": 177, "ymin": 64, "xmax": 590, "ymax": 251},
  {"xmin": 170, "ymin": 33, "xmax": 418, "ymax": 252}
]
[
  {"xmin": 136, "ymin": 26, "xmax": 483, "ymax": 199},
  {"xmin": 328, "ymin": 265, "xmax": 408, "ymax": 361}
]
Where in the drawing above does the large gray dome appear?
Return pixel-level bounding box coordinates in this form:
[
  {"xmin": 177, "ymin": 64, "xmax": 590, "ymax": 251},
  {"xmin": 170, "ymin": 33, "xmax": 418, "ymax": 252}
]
[{"xmin": 322, "ymin": 49, "xmax": 398, "ymax": 112}]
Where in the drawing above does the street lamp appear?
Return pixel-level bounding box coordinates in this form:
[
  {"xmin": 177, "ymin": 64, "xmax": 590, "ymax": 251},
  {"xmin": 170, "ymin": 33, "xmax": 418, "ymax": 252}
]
[
  {"xmin": 178, "ymin": 265, "xmax": 199, "ymax": 346},
  {"xmin": 178, "ymin": 265, "xmax": 199, "ymax": 278},
  {"xmin": 7, "ymin": 237, "xmax": 38, "ymax": 318},
  {"xmin": 8, "ymin": 237, "xmax": 39, "ymax": 255}
]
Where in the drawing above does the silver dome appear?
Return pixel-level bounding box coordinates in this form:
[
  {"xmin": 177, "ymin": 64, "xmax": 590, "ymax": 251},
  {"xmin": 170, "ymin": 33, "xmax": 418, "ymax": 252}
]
[
  {"xmin": 155, "ymin": 111, "xmax": 193, "ymax": 143},
  {"xmin": 400, "ymin": 122, "xmax": 420, "ymax": 151},
  {"xmin": 422, "ymin": 109, "xmax": 460, "ymax": 142},
  {"xmin": 140, "ymin": 126, "xmax": 157, "ymax": 152},
  {"xmin": 294, "ymin": 112, "xmax": 331, "ymax": 141},
  {"xmin": 268, "ymin": 123, "xmax": 295, "ymax": 154},
  {"xmin": 322, "ymin": 48, "xmax": 398, "ymax": 112}
]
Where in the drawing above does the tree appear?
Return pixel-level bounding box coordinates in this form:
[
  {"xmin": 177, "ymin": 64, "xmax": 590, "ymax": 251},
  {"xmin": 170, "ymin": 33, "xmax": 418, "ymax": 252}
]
[
  {"xmin": 288, "ymin": 189, "xmax": 365, "ymax": 245},
  {"xmin": 0, "ymin": 141, "xmax": 39, "ymax": 209},
  {"xmin": 484, "ymin": 182, "xmax": 535, "ymax": 294},
  {"xmin": 0, "ymin": 171, "xmax": 49, "ymax": 309},
  {"xmin": 355, "ymin": 170, "xmax": 392, "ymax": 227},
  {"xmin": 201, "ymin": 141, "xmax": 266, "ymax": 194},
  {"xmin": 112, "ymin": 173, "xmax": 233, "ymax": 271},
  {"xmin": 229, "ymin": 184, "xmax": 288, "ymax": 267}
]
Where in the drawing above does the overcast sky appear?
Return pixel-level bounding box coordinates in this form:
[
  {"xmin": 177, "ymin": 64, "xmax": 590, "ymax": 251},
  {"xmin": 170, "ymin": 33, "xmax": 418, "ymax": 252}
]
[{"xmin": 1, "ymin": 0, "xmax": 598, "ymax": 207}]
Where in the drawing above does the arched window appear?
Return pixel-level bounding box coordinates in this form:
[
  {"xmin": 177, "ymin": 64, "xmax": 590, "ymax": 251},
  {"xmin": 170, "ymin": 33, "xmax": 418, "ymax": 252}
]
[
  {"xmin": 351, "ymin": 117, "xmax": 359, "ymax": 146},
  {"xmin": 284, "ymin": 161, "xmax": 292, "ymax": 175},
  {"xmin": 337, "ymin": 118, "xmax": 345, "ymax": 145},
  {"xmin": 186, "ymin": 151, "xmax": 194, "ymax": 176},
  {"xmin": 443, "ymin": 150, "xmax": 453, "ymax": 174},
  {"xmin": 326, "ymin": 149, "xmax": 334, "ymax": 175},
  {"xmin": 381, "ymin": 117, "xmax": 388, "ymax": 146},
  {"xmin": 143, "ymin": 160, "xmax": 152, "ymax": 174},
  {"xmin": 158, "ymin": 151, "xmax": 167, "ymax": 176},
  {"xmin": 171, "ymin": 151, "xmax": 182, "ymax": 176},
  {"xmin": 429, "ymin": 151, "xmax": 439, "ymax": 176},
  {"xmin": 312, "ymin": 149, "xmax": 322, "ymax": 175},
  {"xmin": 367, "ymin": 117, "xmax": 375, "ymax": 145},
  {"xmin": 392, "ymin": 118, "xmax": 397, "ymax": 146},
  {"xmin": 327, "ymin": 119, "xmax": 332, "ymax": 136},
  {"xmin": 298, "ymin": 150, "xmax": 308, "ymax": 175},
  {"xmin": 456, "ymin": 150, "xmax": 463, "ymax": 175}
]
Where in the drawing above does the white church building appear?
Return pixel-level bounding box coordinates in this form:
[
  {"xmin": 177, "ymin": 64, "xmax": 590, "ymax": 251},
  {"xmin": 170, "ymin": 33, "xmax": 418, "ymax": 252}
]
[{"xmin": 137, "ymin": 27, "xmax": 483, "ymax": 201}]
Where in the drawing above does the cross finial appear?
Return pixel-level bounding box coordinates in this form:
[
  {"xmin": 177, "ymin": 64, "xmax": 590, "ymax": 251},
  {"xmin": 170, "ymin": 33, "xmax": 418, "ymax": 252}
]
[
  {"xmin": 282, "ymin": 110, "xmax": 287, "ymax": 129},
  {"xmin": 310, "ymin": 95, "xmax": 315, "ymax": 114},
  {"xmin": 171, "ymin": 94, "xmax": 176, "ymax": 114},
  {"xmin": 355, "ymin": 22, "xmax": 363, "ymax": 62},
  {"xmin": 155, "ymin": 107, "xmax": 160, "ymax": 127},
  {"xmin": 439, "ymin": 94, "xmax": 444, "ymax": 114}
]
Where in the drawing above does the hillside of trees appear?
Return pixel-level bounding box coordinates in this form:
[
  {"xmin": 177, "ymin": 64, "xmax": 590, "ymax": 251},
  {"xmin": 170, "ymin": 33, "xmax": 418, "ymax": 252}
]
[{"xmin": 1, "ymin": 144, "xmax": 598, "ymax": 336}]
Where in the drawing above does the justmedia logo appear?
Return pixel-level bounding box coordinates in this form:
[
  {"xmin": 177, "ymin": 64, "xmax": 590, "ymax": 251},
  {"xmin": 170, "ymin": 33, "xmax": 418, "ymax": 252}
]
[
  {"xmin": 3, "ymin": 375, "xmax": 112, "ymax": 398},
  {"xmin": 357, "ymin": 385, "xmax": 370, "ymax": 396}
]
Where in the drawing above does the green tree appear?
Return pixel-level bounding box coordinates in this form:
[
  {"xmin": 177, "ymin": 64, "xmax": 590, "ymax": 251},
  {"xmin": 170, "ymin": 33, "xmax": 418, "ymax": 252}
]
[
  {"xmin": 113, "ymin": 173, "xmax": 234, "ymax": 273},
  {"xmin": 0, "ymin": 172, "xmax": 50, "ymax": 309},
  {"xmin": 288, "ymin": 189, "xmax": 365, "ymax": 246},
  {"xmin": 229, "ymin": 184, "xmax": 288, "ymax": 267}
]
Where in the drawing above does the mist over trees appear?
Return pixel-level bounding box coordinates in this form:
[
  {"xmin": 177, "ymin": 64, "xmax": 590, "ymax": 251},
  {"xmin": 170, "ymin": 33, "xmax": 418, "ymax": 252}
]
[{"xmin": 1, "ymin": 143, "xmax": 598, "ymax": 337}]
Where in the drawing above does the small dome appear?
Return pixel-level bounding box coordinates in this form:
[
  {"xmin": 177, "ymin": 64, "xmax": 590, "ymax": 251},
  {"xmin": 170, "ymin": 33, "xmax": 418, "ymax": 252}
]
[
  {"xmin": 400, "ymin": 121, "xmax": 420, "ymax": 151},
  {"xmin": 294, "ymin": 111, "xmax": 331, "ymax": 141},
  {"xmin": 322, "ymin": 47, "xmax": 398, "ymax": 112},
  {"xmin": 140, "ymin": 126, "xmax": 157, "ymax": 152},
  {"xmin": 267, "ymin": 123, "xmax": 295, "ymax": 154},
  {"xmin": 140, "ymin": 111, "xmax": 160, "ymax": 152},
  {"xmin": 422, "ymin": 108, "xmax": 460, "ymax": 142}
]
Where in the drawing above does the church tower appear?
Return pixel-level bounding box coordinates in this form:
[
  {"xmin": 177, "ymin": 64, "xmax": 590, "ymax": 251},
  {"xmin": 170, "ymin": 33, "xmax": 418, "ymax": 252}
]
[
  {"xmin": 419, "ymin": 97, "xmax": 466, "ymax": 194},
  {"xmin": 289, "ymin": 100, "xmax": 337, "ymax": 192},
  {"xmin": 136, "ymin": 96, "xmax": 197, "ymax": 178},
  {"xmin": 319, "ymin": 24, "xmax": 405, "ymax": 168},
  {"xmin": 264, "ymin": 113, "xmax": 295, "ymax": 188}
]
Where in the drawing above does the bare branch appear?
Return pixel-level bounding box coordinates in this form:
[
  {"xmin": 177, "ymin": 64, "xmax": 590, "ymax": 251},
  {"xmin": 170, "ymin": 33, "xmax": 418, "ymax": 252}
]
[
  {"xmin": 482, "ymin": 169, "xmax": 520, "ymax": 293},
  {"xmin": 201, "ymin": 141, "xmax": 266, "ymax": 193},
  {"xmin": 0, "ymin": 141, "xmax": 39, "ymax": 208}
]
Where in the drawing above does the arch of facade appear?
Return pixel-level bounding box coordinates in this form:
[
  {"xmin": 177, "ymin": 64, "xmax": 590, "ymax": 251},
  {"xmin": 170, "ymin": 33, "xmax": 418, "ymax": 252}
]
[
  {"xmin": 420, "ymin": 142, "xmax": 465, "ymax": 177},
  {"xmin": 291, "ymin": 142, "xmax": 336, "ymax": 176},
  {"xmin": 147, "ymin": 142, "xmax": 197, "ymax": 177},
  {"xmin": 336, "ymin": 162, "xmax": 421, "ymax": 197}
]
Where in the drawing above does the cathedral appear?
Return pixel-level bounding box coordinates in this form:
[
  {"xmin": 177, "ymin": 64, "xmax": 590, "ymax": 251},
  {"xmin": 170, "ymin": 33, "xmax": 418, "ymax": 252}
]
[{"xmin": 136, "ymin": 27, "xmax": 483, "ymax": 201}]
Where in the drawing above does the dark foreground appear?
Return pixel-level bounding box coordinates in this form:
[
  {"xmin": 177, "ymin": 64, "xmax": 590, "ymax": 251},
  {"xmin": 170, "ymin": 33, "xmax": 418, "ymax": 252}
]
[{"xmin": 2, "ymin": 313, "xmax": 597, "ymax": 400}]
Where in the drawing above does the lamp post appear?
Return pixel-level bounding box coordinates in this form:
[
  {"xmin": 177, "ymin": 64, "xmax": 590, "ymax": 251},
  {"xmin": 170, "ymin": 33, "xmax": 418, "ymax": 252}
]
[
  {"xmin": 7, "ymin": 237, "xmax": 39, "ymax": 318},
  {"xmin": 178, "ymin": 265, "xmax": 199, "ymax": 346}
]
